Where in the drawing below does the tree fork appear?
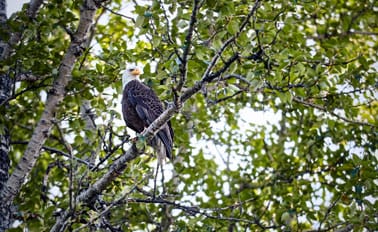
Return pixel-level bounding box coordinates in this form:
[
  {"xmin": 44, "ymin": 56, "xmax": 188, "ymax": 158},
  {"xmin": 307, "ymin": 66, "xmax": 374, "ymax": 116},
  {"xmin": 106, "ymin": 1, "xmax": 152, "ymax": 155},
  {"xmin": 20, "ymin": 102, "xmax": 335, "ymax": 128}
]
[{"xmin": 0, "ymin": 0, "xmax": 101, "ymax": 214}]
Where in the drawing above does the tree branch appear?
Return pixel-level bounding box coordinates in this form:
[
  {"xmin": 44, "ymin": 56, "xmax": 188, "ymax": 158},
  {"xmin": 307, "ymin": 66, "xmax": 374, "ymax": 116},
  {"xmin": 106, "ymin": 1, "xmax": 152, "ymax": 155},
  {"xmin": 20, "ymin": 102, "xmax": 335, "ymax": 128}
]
[
  {"xmin": 10, "ymin": 141, "xmax": 93, "ymax": 167},
  {"xmin": 120, "ymin": 197, "xmax": 276, "ymax": 229},
  {"xmin": 98, "ymin": 1, "xmax": 135, "ymax": 23},
  {"xmin": 318, "ymin": 195, "xmax": 341, "ymax": 231},
  {"xmin": 176, "ymin": 0, "xmax": 200, "ymax": 92},
  {"xmin": 293, "ymin": 97, "xmax": 376, "ymax": 128}
]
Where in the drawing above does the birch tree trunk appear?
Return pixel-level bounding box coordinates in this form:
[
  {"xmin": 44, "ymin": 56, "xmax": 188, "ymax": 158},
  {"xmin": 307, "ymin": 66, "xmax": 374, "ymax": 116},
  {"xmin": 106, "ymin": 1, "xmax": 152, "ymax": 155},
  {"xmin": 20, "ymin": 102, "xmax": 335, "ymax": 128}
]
[
  {"xmin": 0, "ymin": 0, "xmax": 13, "ymax": 230},
  {"xmin": 0, "ymin": 74, "xmax": 11, "ymax": 231},
  {"xmin": 0, "ymin": 79, "xmax": 11, "ymax": 231}
]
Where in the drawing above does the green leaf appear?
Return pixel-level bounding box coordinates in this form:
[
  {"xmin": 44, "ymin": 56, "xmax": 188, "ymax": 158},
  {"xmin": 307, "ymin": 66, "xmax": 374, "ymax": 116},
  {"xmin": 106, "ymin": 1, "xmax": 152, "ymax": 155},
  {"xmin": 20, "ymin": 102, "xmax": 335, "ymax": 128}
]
[
  {"xmin": 135, "ymin": 15, "xmax": 145, "ymax": 28},
  {"xmin": 227, "ymin": 20, "xmax": 239, "ymax": 35}
]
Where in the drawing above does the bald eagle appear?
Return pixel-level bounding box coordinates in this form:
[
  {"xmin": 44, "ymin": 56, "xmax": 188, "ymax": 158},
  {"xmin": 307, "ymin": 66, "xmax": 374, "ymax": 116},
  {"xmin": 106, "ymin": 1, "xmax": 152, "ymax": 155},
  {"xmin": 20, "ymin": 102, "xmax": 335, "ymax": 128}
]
[{"xmin": 121, "ymin": 66, "xmax": 174, "ymax": 161}]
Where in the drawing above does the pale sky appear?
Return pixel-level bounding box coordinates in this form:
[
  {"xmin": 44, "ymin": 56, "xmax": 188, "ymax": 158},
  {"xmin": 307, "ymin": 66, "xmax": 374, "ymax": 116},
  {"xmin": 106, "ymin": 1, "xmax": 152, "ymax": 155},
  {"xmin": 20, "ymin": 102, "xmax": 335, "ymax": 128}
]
[{"xmin": 6, "ymin": 0, "xmax": 29, "ymax": 17}]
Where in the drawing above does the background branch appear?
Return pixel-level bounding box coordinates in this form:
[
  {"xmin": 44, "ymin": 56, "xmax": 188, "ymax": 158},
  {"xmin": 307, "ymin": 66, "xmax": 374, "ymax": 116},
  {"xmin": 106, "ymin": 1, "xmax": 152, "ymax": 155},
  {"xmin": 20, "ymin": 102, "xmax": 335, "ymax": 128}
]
[
  {"xmin": 176, "ymin": 0, "xmax": 200, "ymax": 92},
  {"xmin": 293, "ymin": 97, "xmax": 375, "ymax": 128}
]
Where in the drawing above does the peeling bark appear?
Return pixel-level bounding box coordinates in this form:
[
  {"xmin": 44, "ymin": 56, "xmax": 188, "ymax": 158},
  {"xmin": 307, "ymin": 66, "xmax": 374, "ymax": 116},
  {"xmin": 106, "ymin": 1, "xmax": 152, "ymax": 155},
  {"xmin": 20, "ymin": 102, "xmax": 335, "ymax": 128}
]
[
  {"xmin": 0, "ymin": 0, "xmax": 12, "ymax": 230},
  {"xmin": 0, "ymin": 0, "xmax": 5, "ymax": 23},
  {"xmin": 0, "ymin": 77, "xmax": 11, "ymax": 231}
]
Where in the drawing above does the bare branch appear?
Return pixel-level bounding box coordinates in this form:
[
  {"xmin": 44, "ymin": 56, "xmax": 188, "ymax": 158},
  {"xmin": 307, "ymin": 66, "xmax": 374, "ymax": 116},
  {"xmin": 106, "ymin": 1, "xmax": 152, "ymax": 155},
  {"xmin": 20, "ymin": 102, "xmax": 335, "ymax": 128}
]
[
  {"xmin": 119, "ymin": 197, "xmax": 277, "ymax": 229},
  {"xmin": 176, "ymin": 0, "xmax": 201, "ymax": 92},
  {"xmin": 98, "ymin": 2, "xmax": 136, "ymax": 23},
  {"xmin": 293, "ymin": 97, "xmax": 376, "ymax": 128},
  {"xmin": 210, "ymin": 90, "xmax": 245, "ymax": 105},
  {"xmin": 10, "ymin": 141, "xmax": 94, "ymax": 167},
  {"xmin": 318, "ymin": 195, "xmax": 341, "ymax": 231}
]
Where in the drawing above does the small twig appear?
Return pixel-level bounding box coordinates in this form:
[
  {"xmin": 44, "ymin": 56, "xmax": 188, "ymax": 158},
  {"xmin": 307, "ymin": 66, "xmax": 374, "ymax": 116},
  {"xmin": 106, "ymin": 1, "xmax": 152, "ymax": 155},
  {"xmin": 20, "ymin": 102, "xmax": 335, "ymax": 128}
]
[
  {"xmin": 99, "ymin": 2, "xmax": 136, "ymax": 23},
  {"xmin": 52, "ymin": 121, "xmax": 75, "ymax": 216},
  {"xmin": 318, "ymin": 195, "xmax": 341, "ymax": 232},
  {"xmin": 157, "ymin": 0, "xmax": 174, "ymax": 46},
  {"xmin": 0, "ymin": 77, "xmax": 52, "ymax": 107},
  {"xmin": 41, "ymin": 160, "xmax": 68, "ymax": 203},
  {"xmin": 122, "ymin": 197, "xmax": 276, "ymax": 229},
  {"xmin": 300, "ymin": 54, "xmax": 362, "ymax": 67},
  {"xmin": 90, "ymin": 134, "xmax": 130, "ymax": 172},
  {"xmin": 211, "ymin": 90, "xmax": 245, "ymax": 105},
  {"xmin": 10, "ymin": 141, "xmax": 93, "ymax": 167},
  {"xmin": 220, "ymin": 74, "xmax": 251, "ymax": 85},
  {"xmin": 176, "ymin": 0, "xmax": 201, "ymax": 92},
  {"xmin": 293, "ymin": 97, "xmax": 376, "ymax": 128}
]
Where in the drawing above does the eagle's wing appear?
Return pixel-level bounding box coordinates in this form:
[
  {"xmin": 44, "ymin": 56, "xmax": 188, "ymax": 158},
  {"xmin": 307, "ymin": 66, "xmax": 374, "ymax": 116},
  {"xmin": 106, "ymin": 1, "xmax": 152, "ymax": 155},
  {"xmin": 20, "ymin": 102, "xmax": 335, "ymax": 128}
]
[{"xmin": 127, "ymin": 85, "xmax": 173, "ymax": 159}]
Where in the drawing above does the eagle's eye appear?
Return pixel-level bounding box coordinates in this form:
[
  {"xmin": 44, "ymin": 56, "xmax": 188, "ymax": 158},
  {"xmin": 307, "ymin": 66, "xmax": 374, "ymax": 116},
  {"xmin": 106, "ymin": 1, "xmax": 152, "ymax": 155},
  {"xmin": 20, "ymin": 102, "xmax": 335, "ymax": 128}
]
[{"xmin": 128, "ymin": 68, "xmax": 135, "ymax": 72}]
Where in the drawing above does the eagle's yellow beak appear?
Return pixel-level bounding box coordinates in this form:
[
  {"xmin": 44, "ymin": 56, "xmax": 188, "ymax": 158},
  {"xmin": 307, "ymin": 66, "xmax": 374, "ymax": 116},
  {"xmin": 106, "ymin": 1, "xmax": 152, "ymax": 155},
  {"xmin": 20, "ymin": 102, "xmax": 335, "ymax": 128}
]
[{"xmin": 131, "ymin": 68, "xmax": 141, "ymax": 75}]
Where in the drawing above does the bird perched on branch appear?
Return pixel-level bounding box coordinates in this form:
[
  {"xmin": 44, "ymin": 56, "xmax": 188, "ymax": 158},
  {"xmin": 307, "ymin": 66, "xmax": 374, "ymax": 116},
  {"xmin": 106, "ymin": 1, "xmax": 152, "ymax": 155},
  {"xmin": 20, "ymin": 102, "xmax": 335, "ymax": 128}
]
[{"xmin": 121, "ymin": 65, "xmax": 174, "ymax": 162}]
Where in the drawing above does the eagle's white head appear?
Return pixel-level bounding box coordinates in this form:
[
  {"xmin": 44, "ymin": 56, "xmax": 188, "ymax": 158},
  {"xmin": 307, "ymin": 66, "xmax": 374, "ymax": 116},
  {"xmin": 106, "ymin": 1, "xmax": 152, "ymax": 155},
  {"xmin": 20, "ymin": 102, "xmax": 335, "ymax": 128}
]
[{"xmin": 122, "ymin": 64, "xmax": 143, "ymax": 89}]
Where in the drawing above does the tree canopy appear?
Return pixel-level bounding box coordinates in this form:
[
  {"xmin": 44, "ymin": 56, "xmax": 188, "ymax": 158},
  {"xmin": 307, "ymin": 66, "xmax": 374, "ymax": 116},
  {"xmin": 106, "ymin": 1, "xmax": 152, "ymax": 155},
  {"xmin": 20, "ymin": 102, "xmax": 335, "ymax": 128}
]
[{"xmin": 0, "ymin": 0, "xmax": 377, "ymax": 231}]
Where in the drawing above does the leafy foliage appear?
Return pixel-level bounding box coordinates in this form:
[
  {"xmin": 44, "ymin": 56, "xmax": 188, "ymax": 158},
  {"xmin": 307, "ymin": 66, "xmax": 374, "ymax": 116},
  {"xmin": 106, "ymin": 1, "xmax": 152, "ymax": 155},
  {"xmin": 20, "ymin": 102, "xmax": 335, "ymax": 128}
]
[{"xmin": 1, "ymin": 0, "xmax": 377, "ymax": 231}]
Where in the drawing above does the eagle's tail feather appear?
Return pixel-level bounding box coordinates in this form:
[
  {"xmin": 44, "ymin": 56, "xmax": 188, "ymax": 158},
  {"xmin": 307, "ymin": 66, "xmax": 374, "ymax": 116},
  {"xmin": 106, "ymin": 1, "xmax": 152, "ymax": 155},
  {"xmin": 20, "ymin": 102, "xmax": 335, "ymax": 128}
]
[
  {"xmin": 157, "ymin": 126, "xmax": 173, "ymax": 159},
  {"xmin": 151, "ymin": 137, "xmax": 166, "ymax": 164}
]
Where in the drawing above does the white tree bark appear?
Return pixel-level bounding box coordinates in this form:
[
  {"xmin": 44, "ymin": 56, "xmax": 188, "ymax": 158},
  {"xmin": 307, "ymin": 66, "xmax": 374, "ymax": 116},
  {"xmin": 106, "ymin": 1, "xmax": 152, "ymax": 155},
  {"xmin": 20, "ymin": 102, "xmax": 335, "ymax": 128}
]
[
  {"xmin": 0, "ymin": 74, "xmax": 11, "ymax": 230},
  {"xmin": 0, "ymin": 0, "xmax": 13, "ymax": 230},
  {"xmin": 80, "ymin": 100, "xmax": 99, "ymax": 166}
]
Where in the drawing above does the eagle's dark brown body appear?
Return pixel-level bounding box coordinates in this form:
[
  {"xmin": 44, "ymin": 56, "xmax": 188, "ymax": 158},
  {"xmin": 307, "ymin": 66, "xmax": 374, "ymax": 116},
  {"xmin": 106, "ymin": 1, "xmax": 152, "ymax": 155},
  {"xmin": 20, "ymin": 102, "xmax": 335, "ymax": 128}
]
[{"xmin": 122, "ymin": 80, "xmax": 173, "ymax": 159}]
